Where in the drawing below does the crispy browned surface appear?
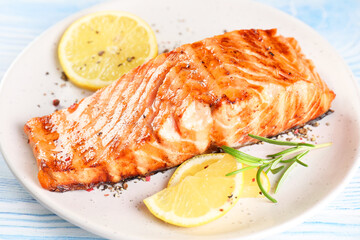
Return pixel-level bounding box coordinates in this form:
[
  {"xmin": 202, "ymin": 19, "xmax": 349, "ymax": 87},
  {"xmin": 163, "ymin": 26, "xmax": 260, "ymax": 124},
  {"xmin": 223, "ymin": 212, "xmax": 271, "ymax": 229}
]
[{"xmin": 24, "ymin": 29, "xmax": 335, "ymax": 191}]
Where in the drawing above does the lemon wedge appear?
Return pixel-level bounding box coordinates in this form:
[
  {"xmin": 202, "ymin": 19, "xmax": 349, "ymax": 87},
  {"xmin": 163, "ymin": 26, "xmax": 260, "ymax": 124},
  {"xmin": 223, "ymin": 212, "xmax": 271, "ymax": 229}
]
[
  {"xmin": 58, "ymin": 11, "xmax": 158, "ymax": 90},
  {"xmin": 168, "ymin": 154, "xmax": 270, "ymax": 198},
  {"xmin": 144, "ymin": 153, "xmax": 243, "ymax": 227}
]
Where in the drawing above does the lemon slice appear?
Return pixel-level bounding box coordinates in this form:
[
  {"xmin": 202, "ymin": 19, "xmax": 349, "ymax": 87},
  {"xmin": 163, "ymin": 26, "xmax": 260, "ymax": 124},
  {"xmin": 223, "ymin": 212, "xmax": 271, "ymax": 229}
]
[
  {"xmin": 168, "ymin": 155, "xmax": 270, "ymax": 198},
  {"xmin": 58, "ymin": 11, "xmax": 158, "ymax": 90},
  {"xmin": 144, "ymin": 153, "xmax": 243, "ymax": 227}
]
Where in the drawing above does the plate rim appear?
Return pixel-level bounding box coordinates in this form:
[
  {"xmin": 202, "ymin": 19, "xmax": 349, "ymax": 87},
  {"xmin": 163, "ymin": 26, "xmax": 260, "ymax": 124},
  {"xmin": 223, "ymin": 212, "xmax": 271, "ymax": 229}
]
[{"xmin": 0, "ymin": 0, "xmax": 360, "ymax": 239}]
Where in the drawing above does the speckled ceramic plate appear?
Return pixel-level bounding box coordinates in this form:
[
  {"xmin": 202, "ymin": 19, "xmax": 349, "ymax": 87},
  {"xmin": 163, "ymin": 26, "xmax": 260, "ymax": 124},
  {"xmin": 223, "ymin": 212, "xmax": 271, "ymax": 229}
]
[{"xmin": 0, "ymin": 0, "xmax": 360, "ymax": 239}]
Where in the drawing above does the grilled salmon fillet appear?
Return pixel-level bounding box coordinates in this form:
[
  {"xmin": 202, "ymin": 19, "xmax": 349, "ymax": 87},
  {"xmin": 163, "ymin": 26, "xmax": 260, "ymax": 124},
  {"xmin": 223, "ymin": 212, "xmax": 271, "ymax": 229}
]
[{"xmin": 24, "ymin": 29, "xmax": 335, "ymax": 191}]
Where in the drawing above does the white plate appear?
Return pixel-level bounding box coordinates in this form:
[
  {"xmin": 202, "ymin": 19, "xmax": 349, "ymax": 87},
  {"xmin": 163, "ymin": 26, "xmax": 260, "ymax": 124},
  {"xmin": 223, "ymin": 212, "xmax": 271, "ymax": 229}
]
[{"xmin": 0, "ymin": 0, "xmax": 360, "ymax": 239}]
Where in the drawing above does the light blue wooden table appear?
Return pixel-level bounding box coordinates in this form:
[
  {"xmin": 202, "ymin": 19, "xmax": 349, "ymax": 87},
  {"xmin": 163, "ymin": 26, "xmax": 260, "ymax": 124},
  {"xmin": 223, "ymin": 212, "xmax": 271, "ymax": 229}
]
[{"xmin": 0, "ymin": 0, "xmax": 359, "ymax": 239}]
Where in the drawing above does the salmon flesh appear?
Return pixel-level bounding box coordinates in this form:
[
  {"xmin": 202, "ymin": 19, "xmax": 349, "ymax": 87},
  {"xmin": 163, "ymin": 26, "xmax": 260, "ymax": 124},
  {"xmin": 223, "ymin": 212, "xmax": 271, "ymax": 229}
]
[{"xmin": 24, "ymin": 29, "xmax": 335, "ymax": 191}]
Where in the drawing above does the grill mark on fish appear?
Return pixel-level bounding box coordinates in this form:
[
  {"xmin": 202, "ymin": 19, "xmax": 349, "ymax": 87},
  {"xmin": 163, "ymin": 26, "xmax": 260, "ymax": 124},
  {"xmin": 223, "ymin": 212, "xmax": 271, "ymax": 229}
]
[
  {"xmin": 65, "ymin": 70, "xmax": 137, "ymax": 166},
  {"xmin": 101, "ymin": 63, "xmax": 152, "ymax": 148},
  {"xmin": 125, "ymin": 67, "xmax": 172, "ymax": 147},
  {"xmin": 89, "ymin": 71, "xmax": 134, "ymax": 130}
]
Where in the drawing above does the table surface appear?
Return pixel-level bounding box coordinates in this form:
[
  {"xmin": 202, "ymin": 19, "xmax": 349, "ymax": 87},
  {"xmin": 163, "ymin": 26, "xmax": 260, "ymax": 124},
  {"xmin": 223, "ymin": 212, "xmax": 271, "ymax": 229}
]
[{"xmin": 0, "ymin": 0, "xmax": 359, "ymax": 239}]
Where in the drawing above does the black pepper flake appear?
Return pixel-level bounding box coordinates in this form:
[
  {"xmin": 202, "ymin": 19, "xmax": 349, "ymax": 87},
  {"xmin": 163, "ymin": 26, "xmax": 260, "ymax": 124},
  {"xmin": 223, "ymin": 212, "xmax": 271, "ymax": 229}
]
[
  {"xmin": 298, "ymin": 128, "xmax": 308, "ymax": 135},
  {"xmin": 117, "ymin": 63, "xmax": 123, "ymax": 67},
  {"xmin": 223, "ymin": 29, "xmax": 228, "ymax": 33},
  {"xmin": 269, "ymin": 51, "xmax": 275, "ymax": 56},
  {"xmin": 27, "ymin": 139, "xmax": 30, "ymax": 144},
  {"xmin": 45, "ymin": 72, "xmax": 49, "ymax": 75},
  {"xmin": 143, "ymin": 114, "xmax": 146, "ymax": 118},
  {"xmin": 259, "ymin": 192, "xmax": 263, "ymax": 195},
  {"xmin": 310, "ymin": 122, "xmax": 320, "ymax": 127},
  {"xmin": 95, "ymin": 30, "xmax": 99, "ymax": 34},
  {"xmin": 97, "ymin": 132, "xmax": 103, "ymax": 136},
  {"xmin": 37, "ymin": 104, "xmax": 41, "ymax": 108},
  {"xmin": 127, "ymin": 56, "xmax": 135, "ymax": 62},
  {"xmin": 288, "ymin": 72, "xmax": 292, "ymax": 75},
  {"xmin": 52, "ymin": 99, "xmax": 60, "ymax": 106},
  {"xmin": 162, "ymin": 49, "xmax": 169, "ymax": 53},
  {"xmin": 228, "ymin": 194, "xmax": 233, "ymax": 198},
  {"xmin": 186, "ymin": 64, "xmax": 190, "ymax": 68},
  {"xmin": 61, "ymin": 72, "xmax": 68, "ymax": 81},
  {"xmin": 98, "ymin": 50, "xmax": 105, "ymax": 56}
]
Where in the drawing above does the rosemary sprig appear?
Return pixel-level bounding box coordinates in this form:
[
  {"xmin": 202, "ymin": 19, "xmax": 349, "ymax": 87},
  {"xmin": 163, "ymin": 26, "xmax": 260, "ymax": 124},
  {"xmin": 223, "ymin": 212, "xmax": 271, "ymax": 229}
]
[
  {"xmin": 248, "ymin": 134, "xmax": 316, "ymax": 147},
  {"xmin": 223, "ymin": 134, "xmax": 332, "ymax": 203}
]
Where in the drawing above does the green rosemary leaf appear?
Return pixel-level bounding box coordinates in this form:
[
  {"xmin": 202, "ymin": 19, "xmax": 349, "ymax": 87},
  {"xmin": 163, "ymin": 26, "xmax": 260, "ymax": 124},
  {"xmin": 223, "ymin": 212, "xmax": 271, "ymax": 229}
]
[
  {"xmin": 267, "ymin": 146, "xmax": 305, "ymax": 158},
  {"xmin": 294, "ymin": 150, "xmax": 310, "ymax": 167},
  {"xmin": 262, "ymin": 159, "xmax": 276, "ymax": 164},
  {"xmin": 257, "ymin": 165, "xmax": 277, "ymax": 203},
  {"xmin": 296, "ymin": 159, "xmax": 308, "ymax": 167},
  {"xmin": 280, "ymin": 157, "xmax": 297, "ymax": 163},
  {"xmin": 279, "ymin": 150, "xmax": 307, "ymax": 164},
  {"xmin": 223, "ymin": 154, "xmax": 262, "ymax": 167},
  {"xmin": 274, "ymin": 160, "xmax": 298, "ymax": 194},
  {"xmin": 248, "ymin": 134, "xmax": 315, "ymax": 147},
  {"xmin": 270, "ymin": 165, "xmax": 284, "ymax": 174},
  {"xmin": 296, "ymin": 150, "xmax": 310, "ymax": 160},
  {"xmin": 268, "ymin": 141, "xmax": 331, "ymax": 159},
  {"xmin": 270, "ymin": 156, "xmax": 283, "ymax": 170},
  {"xmin": 275, "ymin": 150, "xmax": 310, "ymax": 193},
  {"xmin": 221, "ymin": 146, "xmax": 265, "ymax": 165}
]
